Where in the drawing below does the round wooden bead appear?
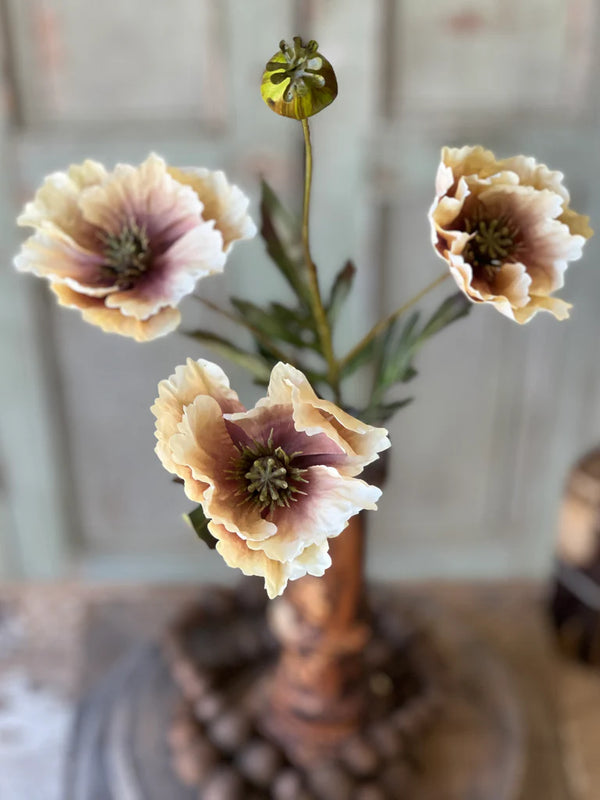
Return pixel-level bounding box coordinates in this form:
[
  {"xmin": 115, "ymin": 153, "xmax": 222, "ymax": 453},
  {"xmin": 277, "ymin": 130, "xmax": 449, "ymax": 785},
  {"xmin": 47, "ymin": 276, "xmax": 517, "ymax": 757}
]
[
  {"xmin": 171, "ymin": 739, "xmax": 219, "ymax": 787},
  {"xmin": 272, "ymin": 767, "xmax": 304, "ymax": 800},
  {"xmin": 194, "ymin": 693, "xmax": 226, "ymax": 724},
  {"xmin": 367, "ymin": 720, "xmax": 404, "ymax": 761},
  {"xmin": 237, "ymin": 739, "xmax": 282, "ymax": 787},
  {"xmin": 339, "ymin": 736, "xmax": 379, "ymax": 777},
  {"xmin": 201, "ymin": 766, "xmax": 245, "ymax": 800},
  {"xmin": 208, "ymin": 709, "xmax": 251, "ymax": 753},
  {"xmin": 172, "ymin": 660, "xmax": 212, "ymax": 700},
  {"xmin": 167, "ymin": 713, "xmax": 198, "ymax": 750},
  {"xmin": 308, "ymin": 764, "xmax": 354, "ymax": 800}
]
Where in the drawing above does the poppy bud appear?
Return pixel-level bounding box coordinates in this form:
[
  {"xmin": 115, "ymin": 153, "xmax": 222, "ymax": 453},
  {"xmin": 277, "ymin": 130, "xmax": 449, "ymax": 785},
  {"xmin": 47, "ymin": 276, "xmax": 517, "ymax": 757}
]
[{"xmin": 261, "ymin": 36, "xmax": 338, "ymax": 120}]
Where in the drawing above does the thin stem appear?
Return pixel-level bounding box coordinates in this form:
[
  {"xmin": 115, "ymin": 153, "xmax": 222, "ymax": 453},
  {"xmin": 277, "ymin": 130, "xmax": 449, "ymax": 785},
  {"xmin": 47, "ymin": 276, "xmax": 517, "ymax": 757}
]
[
  {"xmin": 340, "ymin": 272, "xmax": 450, "ymax": 371},
  {"xmin": 192, "ymin": 295, "xmax": 293, "ymax": 366},
  {"xmin": 301, "ymin": 118, "xmax": 341, "ymax": 404}
]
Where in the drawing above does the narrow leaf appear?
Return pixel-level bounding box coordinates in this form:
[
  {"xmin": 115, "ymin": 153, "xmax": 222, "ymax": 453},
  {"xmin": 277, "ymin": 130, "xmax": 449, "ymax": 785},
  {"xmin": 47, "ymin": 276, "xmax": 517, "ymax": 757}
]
[
  {"xmin": 185, "ymin": 329, "xmax": 271, "ymax": 381},
  {"xmin": 260, "ymin": 181, "xmax": 311, "ymax": 306},
  {"xmin": 376, "ymin": 312, "xmax": 420, "ymax": 391},
  {"xmin": 376, "ymin": 398, "xmax": 414, "ymax": 420},
  {"xmin": 419, "ymin": 291, "xmax": 471, "ymax": 341},
  {"xmin": 341, "ymin": 316, "xmax": 398, "ymax": 379},
  {"xmin": 230, "ymin": 297, "xmax": 306, "ymax": 348},
  {"xmin": 369, "ymin": 398, "xmax": 414, "ymax": 424},
  {"xmin": 327, "ymin": 260, "xmax": 356, "ymax": 326},
  {"xmin": 184, "ymin": 505, "xmax": 217, "ymax": 550}
]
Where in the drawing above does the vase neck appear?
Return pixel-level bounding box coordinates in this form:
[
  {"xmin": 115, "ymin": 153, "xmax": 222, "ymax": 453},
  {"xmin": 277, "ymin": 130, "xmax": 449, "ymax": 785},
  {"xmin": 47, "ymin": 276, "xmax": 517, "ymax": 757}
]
[{"xmin": 262, "ymin": 513, "xmax": 370, "ymax": 764}]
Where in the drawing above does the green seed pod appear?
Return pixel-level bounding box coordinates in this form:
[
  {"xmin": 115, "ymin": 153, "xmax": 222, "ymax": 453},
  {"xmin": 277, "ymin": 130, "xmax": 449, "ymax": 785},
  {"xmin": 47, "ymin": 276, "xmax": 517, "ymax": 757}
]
[{"xmin": 261, "ymin": 37, "xmax": 338, "ymax": 120}]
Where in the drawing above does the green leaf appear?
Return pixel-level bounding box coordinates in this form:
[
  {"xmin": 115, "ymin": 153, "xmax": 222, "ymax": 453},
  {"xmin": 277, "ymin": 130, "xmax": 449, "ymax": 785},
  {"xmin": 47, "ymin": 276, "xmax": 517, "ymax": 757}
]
[
  {"xmin": 260, "ymin": 181, "xmax": 311, "ymax": 306},
  {"xmin": 364, "ymin": 398, "xmax": 414, "ymax": 424},
  {"xmin": 378, "ymin": 312, "xmax": 420, "ymax": 390},
  {"xmin": 327, "ymin": 260, "xmax": 356, "ymax": 326},
  {"xmin": 340, "ymin": 316, "xmax": 398, "ymax": 379},
  {"xmin": 269, "ymin": 302, "xmax": 318, "ymax": 349},
  {"xmin": 379, "ymin": 398, "xmax": 414, "ymax": 418},
  {"xmin": 185, "ymin": 329, "xmax": 271, "ymax": 381},
  {"xmin": 230, "ymin": 297, "xmax": 308, "ymax": 349},
  {"xmin": 418, "ymin": 291, "xmax": 471, "ymax": 341},
  {"xmin": 184, "ymin": 505, "xmax": 217, "ymax": 550}
]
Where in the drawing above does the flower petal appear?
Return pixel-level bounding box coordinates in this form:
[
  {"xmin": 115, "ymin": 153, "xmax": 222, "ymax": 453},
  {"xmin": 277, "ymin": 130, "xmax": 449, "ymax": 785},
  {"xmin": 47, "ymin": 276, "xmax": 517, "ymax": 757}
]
[
  {"xmin": 250, "ymin": 465, "xmax": 381, "ymax": 563},
  {"xmin": 212, "ymin": 523, "xmax": 331, "ymax": 598},
  {"xmin": 152, "ymin": 357, "xmax": 244, "ymax": 478},
  {"xmin": 260, "ymin": 363, "xmax": 390, "ymax": 477},
  {"xmin": 78, "ymin": 153, "xmax": 203, "ymax": 247},
  {"xmin": 14, "ymin": 228, "xmax": 111, "ymax": 293},
  {"xmin": 167, "ymin": 166, "xmax": 257, "ymax": 251},
  {"xmin": 17, "ymin": 160, "xmax": 107, "ymax": 249},
  {"xmin": 170, "ymin": 396, "xmax": 276, "ymax": 541},
  {"xmin": 50, "ymin": 283, "xmax": 180, "ymax": 340}
]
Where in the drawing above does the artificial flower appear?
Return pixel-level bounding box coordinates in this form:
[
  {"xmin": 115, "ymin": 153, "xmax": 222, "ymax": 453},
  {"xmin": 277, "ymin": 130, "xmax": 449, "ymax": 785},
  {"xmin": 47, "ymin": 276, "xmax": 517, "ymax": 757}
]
[
  {"xmin": 15, "ymin": 154, "xmax": 256, "ymax": 341},
  {"xmin": 429, "ymin": 146, "xmax": 593, "ymax": 323},
  {"xmin": 152, "ymin": 359, "xmax": 390, "ymax": 597},
  {"xmin": 261, "ymin": 36, "xmax": 338, "ymax": 119}
]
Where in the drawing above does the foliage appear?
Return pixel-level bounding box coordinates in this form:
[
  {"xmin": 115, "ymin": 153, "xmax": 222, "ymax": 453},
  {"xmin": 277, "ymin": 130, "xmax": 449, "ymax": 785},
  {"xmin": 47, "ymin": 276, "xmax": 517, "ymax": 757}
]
[{"xmin": 186, "ymin": 181, "xmax": 470, "ymax": 426}]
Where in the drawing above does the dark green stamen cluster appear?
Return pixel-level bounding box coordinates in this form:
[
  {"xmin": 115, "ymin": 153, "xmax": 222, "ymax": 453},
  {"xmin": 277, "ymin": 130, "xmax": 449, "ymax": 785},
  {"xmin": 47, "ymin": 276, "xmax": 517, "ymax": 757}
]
[
  {"xmin": 229, "ymin": 432, "xmax": 307, "ymax": 513},
  {"xmin": 463, "ymin": 213, "xmax": 520, "ymax": 280},
  {"xmin": 100, "ymin": 220, "xmax": 152, "ymax": 289}
]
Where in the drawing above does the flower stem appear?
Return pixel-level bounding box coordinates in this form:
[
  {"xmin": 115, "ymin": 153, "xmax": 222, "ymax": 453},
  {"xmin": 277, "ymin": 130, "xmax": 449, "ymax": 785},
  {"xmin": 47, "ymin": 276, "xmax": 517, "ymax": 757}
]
[
  {"xmin": 301, "ymin": 118, "xmax": 341, "ymax": 404},
  {"xmin": 339, "ymin": 272, "xmax": 450, "ymax": 372}
]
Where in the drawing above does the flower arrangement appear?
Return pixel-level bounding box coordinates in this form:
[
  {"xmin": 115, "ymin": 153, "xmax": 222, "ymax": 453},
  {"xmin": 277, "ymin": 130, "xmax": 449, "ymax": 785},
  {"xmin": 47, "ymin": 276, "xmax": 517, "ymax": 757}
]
[
  {"xmin": 14, "ymin": 37, "xmax": 592, "ymax": 601},
  {"xmin": 13, "ymin": 34, "xmax": 594, "ymax": 795}
]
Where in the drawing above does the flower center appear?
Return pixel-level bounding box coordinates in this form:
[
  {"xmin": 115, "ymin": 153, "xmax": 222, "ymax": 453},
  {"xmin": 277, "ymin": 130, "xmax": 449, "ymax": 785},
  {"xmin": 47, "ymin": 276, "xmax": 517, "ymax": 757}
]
[
  {"xmin": 230, "ymin": 433, "xmax": 308, "ymax": 513},
  {"xmin": 266, "ymin": 37, "xmax": 325, "ymax": 103},
  {"xmin": 462, "ymin": 213, "xmax": 520, "ymax": 280},
  {"xmin": 100, "ymin": 220, "xmax": 152, "ymax": 289}
]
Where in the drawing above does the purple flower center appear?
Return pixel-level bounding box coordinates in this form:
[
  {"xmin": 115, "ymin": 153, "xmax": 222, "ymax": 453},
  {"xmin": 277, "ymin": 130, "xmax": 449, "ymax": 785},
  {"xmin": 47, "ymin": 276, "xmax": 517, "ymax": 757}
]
[
  {"xmin": 100, "ymin": 220, "xmax": 152, "ymax": 290},
  {"xmin": 462, "ymin": 211, "xmax": 521, "ymax": 281}
]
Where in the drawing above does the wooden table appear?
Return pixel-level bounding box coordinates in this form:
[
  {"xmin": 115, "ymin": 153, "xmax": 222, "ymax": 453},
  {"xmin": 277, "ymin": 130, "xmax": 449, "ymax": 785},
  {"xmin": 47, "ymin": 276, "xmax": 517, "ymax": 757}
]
[{"xmin": 0, "ymin": 582, "xmax": 597, "ymax": 800}]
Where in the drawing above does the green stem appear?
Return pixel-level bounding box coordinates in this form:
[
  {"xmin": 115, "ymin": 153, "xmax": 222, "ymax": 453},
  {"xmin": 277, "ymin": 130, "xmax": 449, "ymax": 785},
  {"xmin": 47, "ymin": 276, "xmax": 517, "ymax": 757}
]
[
  {"xmin": 301, "ymin": 118, "xmax": 341, "ymax": 404},
  {"xmin": 192, "ymin": 295, "xmax": 294, "ymax": 366},
  {"xmin": 340, "ymin": 272, "xmax": 450, "ymax": 372}
]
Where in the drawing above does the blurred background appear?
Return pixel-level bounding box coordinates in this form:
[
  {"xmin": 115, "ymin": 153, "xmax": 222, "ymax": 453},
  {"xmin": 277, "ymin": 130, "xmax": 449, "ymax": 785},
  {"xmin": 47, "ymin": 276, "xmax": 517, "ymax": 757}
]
[{"xmin": 1, "ymin": 0, "xmax": 599, "ymax": 587}]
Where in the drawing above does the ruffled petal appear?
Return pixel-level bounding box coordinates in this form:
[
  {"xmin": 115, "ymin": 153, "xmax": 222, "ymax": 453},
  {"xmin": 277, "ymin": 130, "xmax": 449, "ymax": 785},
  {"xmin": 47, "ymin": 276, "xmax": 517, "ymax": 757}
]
[
  {"xmin": 50, "ymin": 283, "xmax": 180, "ymax": 341},
  {"xmin": 17, "ymin": 160, "xmax": 107, "ymax": 249},
  {"xmin": 152, "ymin": 357, "xmax": 244, "ymax": 478},
  {"xmin": 170, "ymin": 396, "xmax": 276, "ymax": 542},
  {"xmin": 168, "ymin": 166, "xmax": 257, "ymax": 251},
  {"xmin": 249, "ymin": 465, "xmax": 381, "ymax": 563},
  {"xmin": 212, "ymin": 523, "xmax": 331, "ymax": 598},
  {"xmin": 260, "ymin": 363, "xmax": 390, "ymax": 477}
]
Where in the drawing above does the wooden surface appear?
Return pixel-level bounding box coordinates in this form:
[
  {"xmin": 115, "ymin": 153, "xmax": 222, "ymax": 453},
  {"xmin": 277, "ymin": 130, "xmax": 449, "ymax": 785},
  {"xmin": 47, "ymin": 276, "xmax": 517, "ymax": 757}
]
[{"xmin": 0, "ymin": 581, "xmax": 599, "ymax": 799}]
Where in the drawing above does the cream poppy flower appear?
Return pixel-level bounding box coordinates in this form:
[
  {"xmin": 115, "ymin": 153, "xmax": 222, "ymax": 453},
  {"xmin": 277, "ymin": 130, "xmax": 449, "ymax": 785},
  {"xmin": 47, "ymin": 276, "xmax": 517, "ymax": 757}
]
[
  {"xmin": 429, "ymin": 146, "xmax": 593, "ymax": 323},
  {"xmin": 15, "ymin": 154, "xmax": 256, "ymax": 341},
  {"xmin": 152, "ymin": 359, "xmax": 390, "ymax": 598}
]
